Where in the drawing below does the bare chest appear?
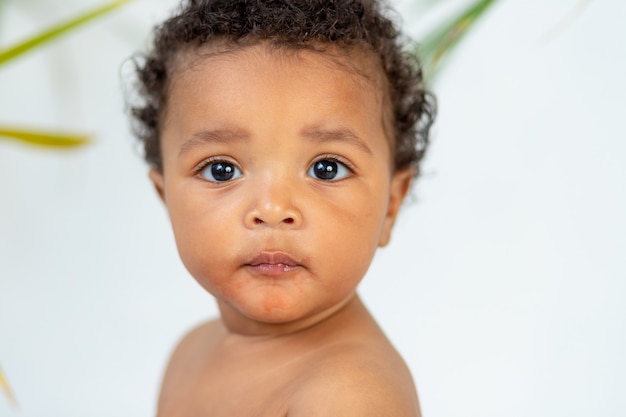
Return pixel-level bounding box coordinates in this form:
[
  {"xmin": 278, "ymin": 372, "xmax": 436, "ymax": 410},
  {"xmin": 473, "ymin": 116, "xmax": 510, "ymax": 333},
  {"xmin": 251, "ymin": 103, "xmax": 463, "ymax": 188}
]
[{"xmin": 157, "ymin": 348, "xmax": 306, "ymax": 417}]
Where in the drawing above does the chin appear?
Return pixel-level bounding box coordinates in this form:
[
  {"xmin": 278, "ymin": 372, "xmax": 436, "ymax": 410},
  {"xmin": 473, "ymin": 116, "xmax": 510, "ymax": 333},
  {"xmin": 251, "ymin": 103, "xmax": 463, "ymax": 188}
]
[
  {"xmin": 240, "ymin": 300, "xmax": 312, "ymax": 324},
  {"xmin": 230, "ymin": 294, "xmax": 335, "ymax": 327}
]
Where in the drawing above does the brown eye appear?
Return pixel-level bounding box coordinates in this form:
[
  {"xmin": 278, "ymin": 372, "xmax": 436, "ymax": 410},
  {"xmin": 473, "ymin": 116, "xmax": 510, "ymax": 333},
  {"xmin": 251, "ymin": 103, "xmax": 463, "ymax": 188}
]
[
  {"xmin": 308, "ymin": 159, "xmax": 350, "ymax": 181},
  {"xmin": 201, "ymin": 161, "xmax": 242, "ymax": 182}
]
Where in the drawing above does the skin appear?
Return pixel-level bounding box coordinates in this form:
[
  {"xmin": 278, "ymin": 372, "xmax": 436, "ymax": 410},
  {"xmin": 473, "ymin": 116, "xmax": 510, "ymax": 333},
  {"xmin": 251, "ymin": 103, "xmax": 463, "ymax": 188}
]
[{"xmin": 150, "ymin": 43, "xmax": 419, "ymax": 416}]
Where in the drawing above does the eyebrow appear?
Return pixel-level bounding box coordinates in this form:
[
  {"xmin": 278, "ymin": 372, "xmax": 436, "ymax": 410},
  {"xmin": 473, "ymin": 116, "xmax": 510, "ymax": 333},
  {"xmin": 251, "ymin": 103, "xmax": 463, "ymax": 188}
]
[
  {"xmin": 179, "ymin": 128, "xmax": 249, "ymax": 157},
  {"xmin": 300, "ymin": 127, "xmax": 373, "ymax": 155},
  {"xmin": 178, "ymin": 126, "xmax": 373, "ymax": 156}
]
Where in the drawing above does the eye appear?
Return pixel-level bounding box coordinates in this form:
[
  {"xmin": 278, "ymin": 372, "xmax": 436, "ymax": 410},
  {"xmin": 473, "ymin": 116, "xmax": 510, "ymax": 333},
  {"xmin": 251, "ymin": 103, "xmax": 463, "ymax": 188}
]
[
  {"xmin": 200, "ymin": 160, "xmax": 243, "ymax": 182},
  {"xmin": 308, "ymin": 158, "xmax": 351, "ymax": 181}
]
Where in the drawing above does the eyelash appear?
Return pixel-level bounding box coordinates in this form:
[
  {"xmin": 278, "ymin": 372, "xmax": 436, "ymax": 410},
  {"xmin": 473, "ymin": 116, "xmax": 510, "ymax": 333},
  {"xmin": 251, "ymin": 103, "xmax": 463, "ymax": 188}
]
[
  {"xmin": 194, "ymin": 157, "xmax": 235, "ymax": 173},
  {"xmin": 312, "ymin": 154, "xmax": 355, "ymax": 172},
  {"xmin": 311, "ymin": 153, "xmax": 355, "ymax": 168}
]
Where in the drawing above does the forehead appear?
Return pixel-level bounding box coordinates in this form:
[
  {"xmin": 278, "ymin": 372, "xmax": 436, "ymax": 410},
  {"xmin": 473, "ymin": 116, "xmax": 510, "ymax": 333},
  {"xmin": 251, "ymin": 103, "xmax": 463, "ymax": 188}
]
[
  {"xmin": 159, "ymin": 42, "xmax": 394, "ymax": 166},
  {"xmin": 170, "ymin": 40, "xmax": 386, "ymax": 86},
  {"xmin": 164, "ymin": 41, "xmax": 392, "ymax": 132}
]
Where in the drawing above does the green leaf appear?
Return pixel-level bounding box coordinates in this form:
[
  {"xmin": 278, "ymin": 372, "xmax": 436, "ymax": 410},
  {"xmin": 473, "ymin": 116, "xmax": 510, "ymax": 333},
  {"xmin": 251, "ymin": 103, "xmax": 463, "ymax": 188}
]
[
  {"xmin": 417, "ymin": 0, "xmax": 499, "ymax": 80},
  {"xmin": 0, "ymin": 0, "xmax": 133, "ymax": 67},
  {"xmin": 0, "ymin": 126, "xmax": 91, "ymax": 148}
]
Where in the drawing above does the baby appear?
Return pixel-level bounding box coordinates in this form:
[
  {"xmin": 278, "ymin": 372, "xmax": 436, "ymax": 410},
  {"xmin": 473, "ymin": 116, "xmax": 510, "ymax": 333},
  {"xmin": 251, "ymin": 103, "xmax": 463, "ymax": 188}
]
[{"xmin": 130, "ymin": 0, "xmax": 435, "ymax": 415}]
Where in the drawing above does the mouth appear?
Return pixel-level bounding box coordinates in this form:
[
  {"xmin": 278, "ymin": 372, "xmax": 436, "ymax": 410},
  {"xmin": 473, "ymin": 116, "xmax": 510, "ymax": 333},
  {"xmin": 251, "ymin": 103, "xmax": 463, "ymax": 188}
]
[{"xmin": 244, "ymin": 251, "xmax": 303, "ymax": 276}]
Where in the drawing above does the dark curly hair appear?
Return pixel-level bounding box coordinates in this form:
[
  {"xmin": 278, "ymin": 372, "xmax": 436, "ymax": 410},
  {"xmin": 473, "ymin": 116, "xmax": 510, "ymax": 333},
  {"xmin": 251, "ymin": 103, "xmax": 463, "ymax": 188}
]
[{"xmin": 130, "ymin": 0, "xmax": 435, "ymax": 175}]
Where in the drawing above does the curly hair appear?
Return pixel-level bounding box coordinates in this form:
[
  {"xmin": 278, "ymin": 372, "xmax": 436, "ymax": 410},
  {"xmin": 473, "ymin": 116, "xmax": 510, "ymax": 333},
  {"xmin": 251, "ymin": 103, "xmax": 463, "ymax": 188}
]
[{"xmin": 130, "ymin": 0, "xmax": 435, "ymax": 175}]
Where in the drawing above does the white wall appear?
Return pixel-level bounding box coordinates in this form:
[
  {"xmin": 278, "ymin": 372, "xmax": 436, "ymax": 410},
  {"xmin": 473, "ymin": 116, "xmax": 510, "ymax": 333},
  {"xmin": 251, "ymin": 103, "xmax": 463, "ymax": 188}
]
[{"xmin": 1, "ymin": 0, "xmax": 624, "ymax": 416}]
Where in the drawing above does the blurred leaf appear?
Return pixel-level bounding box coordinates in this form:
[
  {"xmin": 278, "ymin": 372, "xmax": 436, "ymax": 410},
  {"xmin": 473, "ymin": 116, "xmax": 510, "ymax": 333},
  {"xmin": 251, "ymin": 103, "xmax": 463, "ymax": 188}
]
[
  {"xmin": 0, "ymin": 365, "xmax": 17, "ymax": 407},
  {"xmin": 0, "ymin": 126, "xmax": 91, "ymax": 148},
  {"xmin": 540, "ymin": 0, "xmax": 591, "ymax": 42},
  {"xmin": 0, "ymin": 0, "xmax": 133, "ymax": 67},
  {"xmin": 418, "ymin": 0, "xmax": 498, "ymax": 80}
]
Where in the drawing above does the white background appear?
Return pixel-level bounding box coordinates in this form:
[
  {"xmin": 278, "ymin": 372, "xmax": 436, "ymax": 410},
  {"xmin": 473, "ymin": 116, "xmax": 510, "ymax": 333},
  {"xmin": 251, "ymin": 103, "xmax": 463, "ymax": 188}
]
[{"xmin": 1, "ymin": 0, "xmax": 624, "ymax": 416}]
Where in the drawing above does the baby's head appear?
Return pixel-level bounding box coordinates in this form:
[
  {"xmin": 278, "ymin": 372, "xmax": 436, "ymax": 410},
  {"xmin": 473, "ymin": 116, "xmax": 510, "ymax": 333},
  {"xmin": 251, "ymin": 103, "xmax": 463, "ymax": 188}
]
[
  {"xmin": 131, "ymin": 0, "xmax": 434, "ymax": 177},
  {"xmin": 130, "ymin": 0, "xmax": 436, "ymax": 332}
]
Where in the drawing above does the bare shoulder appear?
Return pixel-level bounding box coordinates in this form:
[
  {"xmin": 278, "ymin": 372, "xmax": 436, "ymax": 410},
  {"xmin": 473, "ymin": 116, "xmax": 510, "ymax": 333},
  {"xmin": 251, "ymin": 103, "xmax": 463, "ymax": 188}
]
[
  {"xmin": 164, "ymin": 318, "xmax": 221, "ymax": 369},
  {"xmin": 289, "ymin": 341, "xmax": 421, "ymax": 417},
  {"xmin": 158, "ymin": 319, "xmax": 222, "ymax": 403}
]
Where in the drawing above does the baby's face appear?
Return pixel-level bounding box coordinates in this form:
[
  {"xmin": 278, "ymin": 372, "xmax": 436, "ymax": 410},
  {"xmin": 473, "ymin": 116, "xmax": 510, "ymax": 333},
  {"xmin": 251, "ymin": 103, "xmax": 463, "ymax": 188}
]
[{"xmin": 151, "ymin": 44, "xmax": 411, "ymax": 333}]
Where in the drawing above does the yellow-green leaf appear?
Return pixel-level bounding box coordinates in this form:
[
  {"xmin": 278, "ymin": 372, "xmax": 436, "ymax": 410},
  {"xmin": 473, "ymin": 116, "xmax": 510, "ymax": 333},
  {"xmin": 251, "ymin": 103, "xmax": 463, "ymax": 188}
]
[
  {"xmin": 0, "ymin": 0, "xmax": 133, "ymax": 67},
  {"xmin": 0, "ymin": 126, "xmax": 91, "ymax": 148},
  {"xmin": 0, "ymin": 365, "xmax": 17, "ymax": 408},
  {"xmin": 418, "ymin": 0, "xmax": 498, "ymax": 80}
]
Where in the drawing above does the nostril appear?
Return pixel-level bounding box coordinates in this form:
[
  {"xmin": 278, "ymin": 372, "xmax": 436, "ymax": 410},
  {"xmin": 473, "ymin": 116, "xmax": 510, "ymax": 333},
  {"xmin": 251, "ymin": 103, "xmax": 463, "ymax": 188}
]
[{"xmin": 250, "ymin": 216, "xmax": 296, "ymax": 226}]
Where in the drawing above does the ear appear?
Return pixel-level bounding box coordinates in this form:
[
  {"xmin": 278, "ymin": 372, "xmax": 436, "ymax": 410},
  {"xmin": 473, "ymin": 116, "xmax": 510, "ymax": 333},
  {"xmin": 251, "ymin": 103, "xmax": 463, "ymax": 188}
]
[
  {"xmin": 378, "ymin": 168, "xmax": 413, "ymax": 247},
  {"xmin": 149, "ymin": 168, "xmax": 166, "ymax": 203}
]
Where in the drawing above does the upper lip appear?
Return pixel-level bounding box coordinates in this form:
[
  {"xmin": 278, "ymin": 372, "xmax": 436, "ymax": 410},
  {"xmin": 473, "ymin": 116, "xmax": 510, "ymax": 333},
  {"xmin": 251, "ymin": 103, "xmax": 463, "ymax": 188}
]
[{"xmin": 246, "ymin": 251, "xmax": 300, "ymax": 267}]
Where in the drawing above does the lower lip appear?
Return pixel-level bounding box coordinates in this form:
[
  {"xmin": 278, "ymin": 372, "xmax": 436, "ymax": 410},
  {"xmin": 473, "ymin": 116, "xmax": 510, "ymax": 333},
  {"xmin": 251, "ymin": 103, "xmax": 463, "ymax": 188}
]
[{"xmin": 246, "ymin": 263, "xmax": 301, "ymax": 277}]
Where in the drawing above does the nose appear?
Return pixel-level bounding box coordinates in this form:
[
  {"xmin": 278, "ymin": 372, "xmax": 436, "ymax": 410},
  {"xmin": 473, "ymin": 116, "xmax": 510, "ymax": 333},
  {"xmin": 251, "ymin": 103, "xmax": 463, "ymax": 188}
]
[{"xmin": 244, "ymin": 177, "xmax": 303, "ymax": 229}]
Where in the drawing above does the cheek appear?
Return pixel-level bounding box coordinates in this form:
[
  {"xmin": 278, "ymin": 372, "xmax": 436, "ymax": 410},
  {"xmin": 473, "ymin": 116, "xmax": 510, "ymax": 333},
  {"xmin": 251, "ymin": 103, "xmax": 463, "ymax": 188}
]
[
  {"xmin": 325, "ymin": 182, "xmax": 390, "ymax": 237},
  {"xmin": 314, "ymin": 188, "xmax": 388, "ymax": 272},
  {"xmin": 167, "ymin": 186, "xmax": 232, "ymax": 233},
  {"xmin": 165, "ymin": 190, "xmax": 239, "ymax": 278}
]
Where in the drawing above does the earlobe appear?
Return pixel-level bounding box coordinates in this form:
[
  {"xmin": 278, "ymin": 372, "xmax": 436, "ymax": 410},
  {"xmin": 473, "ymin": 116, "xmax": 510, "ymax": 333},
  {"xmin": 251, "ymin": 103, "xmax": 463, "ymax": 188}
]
[
  {"xmin": 378, "ymin": 168, "xmax": 413, "ymax": 247},
  {"xmin": 149, "ymin": 168, "xmax": 166, "ymax": 203}
]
